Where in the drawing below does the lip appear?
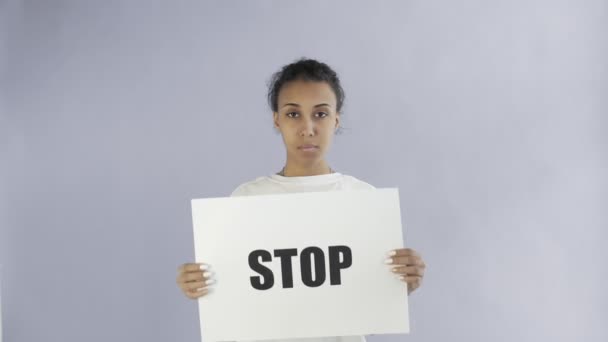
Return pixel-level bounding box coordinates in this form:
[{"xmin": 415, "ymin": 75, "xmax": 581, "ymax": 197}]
[{"xmin": 298, "ymin": 144, "xmax": 319, "ymax": 149}]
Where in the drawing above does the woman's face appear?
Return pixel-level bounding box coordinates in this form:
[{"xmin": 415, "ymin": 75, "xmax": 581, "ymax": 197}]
[{"xmin": 273, "ymin": 80, "xmax": 340, "ymax": 166}]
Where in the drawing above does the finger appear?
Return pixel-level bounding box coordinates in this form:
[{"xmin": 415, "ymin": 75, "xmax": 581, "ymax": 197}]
[
  {"xmin": 184, "ymin": 278, "xmax": 216, "ymax": 291},
  {"xmin": 385, "ymin": 256, "xmax": 425, "ymax": 267},
  {"xmin": 179, "ymin": 263, "xmax": 210, "ymax": 273},
  {"xmin": 188, "ymin": 286, "xmax": 212, "ymax": 296},
  {"xmin": 183, "ymin": 281, "xmax": 205, "ymax": 291},
  {"xmin": 407, "ymin": 281, "xmax": 420, "ymax": 295},
  {"xmin": 177, "ymin": 270, "xmax": 215, "ymax": 285},
  {"xmin": 178, "ymin": 271, "xmax": 205, "ymax": 283},
  {"xmin": 388, "ymin": 248, "xmax": 420, "ymax": 257},
  {"xmin": 390, "ymin": 266, "xmax": 425, "ymax": 277},
  {"xmin": 399, "ymin": 275, "xmax": 422, "ymax": 287},
  {"xmin": 179, "ymin": 271, "xmax": 203, "ymax": 283},
  {"xmin": 185, "ymin": 288, "xmax": 210, "ymax": 299}
]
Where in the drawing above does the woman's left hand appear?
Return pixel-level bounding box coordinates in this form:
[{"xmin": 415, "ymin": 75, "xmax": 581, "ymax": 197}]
[{"xmin": 385, "ymin": 248, "xmax": 426, "ymax": 295}]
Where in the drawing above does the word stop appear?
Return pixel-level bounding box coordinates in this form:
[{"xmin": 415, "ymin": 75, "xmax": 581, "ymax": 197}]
[{"xmin": 249, "ymin": 245, "xmax": 353, "ymax": 290}]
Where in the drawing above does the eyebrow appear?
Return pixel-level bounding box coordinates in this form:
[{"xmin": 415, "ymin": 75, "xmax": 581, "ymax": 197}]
[{"xmin": 281, "ymin": 103, "xmax": 332, "ymax": 108}]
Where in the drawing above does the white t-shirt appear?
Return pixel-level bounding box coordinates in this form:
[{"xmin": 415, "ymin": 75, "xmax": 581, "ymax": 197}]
[
  {"xmin": 228, "ymin": 172, "xmax": 376, "ymax": 342},
  {"xmin": 230, "ymin": 172, "xmax": 376, "ymax": 197}
]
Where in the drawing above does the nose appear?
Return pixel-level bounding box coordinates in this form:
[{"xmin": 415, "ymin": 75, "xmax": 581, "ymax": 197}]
[{"xmin": 299, "ymin": 117, "xmax": 315, "ymax": 137}]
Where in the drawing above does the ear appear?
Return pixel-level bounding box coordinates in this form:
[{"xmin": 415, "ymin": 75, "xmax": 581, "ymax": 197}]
[
  {"xmin": 273, "ymin": 112, "xmax": 280, "ymax": 129},
  {"xmin": 335, "ymin": 112, "xmax": 341, "ymax": 131}
]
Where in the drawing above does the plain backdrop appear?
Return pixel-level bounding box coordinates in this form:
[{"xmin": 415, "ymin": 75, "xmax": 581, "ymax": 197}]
[{"xmin": 1, "ymin": 1, "xmax": 607, "ymax": 342}]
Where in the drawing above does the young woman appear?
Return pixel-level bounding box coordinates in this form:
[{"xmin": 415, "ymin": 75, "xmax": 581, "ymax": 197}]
[{"xmin": 176, "ymin": 58, "xmax": 426, "ymax": 342}]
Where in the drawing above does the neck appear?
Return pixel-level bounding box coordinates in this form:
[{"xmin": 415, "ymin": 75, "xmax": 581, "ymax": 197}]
[{"xmin": 280, "ymin": 159, "xmax": 333, "ymax": 177}]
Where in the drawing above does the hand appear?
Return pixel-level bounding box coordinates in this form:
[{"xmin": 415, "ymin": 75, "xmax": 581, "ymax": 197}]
[
  {"xmin": 385, "ymin": 248, "xmax": 426, "ymax": 295},
  {"xmin": 176, "ymin": 263, "xmax": 215, "ymax": 299}
]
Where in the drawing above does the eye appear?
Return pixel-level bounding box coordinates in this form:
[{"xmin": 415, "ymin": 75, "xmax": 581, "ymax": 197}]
[
  {"xmin": 286, "ymin": 112, "xmax": 299, "ymax": 118},
  {"xmin": 316, "ymin": 112, "xmax": 328, "ymax": 118}
]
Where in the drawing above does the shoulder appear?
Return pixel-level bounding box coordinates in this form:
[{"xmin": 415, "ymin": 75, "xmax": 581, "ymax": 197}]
[
  {"xmin": 229, "ymin": 176, "xmax": 273, "ymax": 197},
  {"xmin": 340, "ymin": 174, "xmax": 377, "ymax": 190}
]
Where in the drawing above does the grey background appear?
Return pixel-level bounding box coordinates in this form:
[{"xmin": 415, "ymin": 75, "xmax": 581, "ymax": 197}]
[{"xmin": 1, "ymin": 1, "xmax": 607, "ymax": 341}]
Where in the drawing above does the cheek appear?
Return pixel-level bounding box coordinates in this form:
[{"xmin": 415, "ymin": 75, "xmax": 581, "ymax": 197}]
[
  {"xmin": 281, "ymin": 131, "xmax": 297, "ymax": 147},
  {"xmin": 281, "ymin": 123, "xmax": 298, "ymax": 136},
  {"xmin": 322, "ymin": 126, "xmax": 336, "ymax": 140}
]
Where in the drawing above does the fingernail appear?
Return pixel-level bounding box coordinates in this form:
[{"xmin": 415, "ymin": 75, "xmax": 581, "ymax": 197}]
[
  {"xmin": 388, "ymin": 250, "xmax": 397, "ymax": 256},
  {"xmin": 399, "ymin": 275, "xmax": 405, "ymax": 280},
  {"xmin": 203, "ymin": 271, "xmax": 214, "ymax": 278},
  {"xmin": 199, "ymin": 264, "xmax": 210, "ymax": 271},
  {"xmin": 384, "ymin": 258, "xmax": 393, "ymax": 264},
  {"xmin": 205, "ymin": 279, "xmax": 216, "ymax": 286},
  {"xmin": 391, "ymin": 267, "xmax": 399, "ymax": 273}
]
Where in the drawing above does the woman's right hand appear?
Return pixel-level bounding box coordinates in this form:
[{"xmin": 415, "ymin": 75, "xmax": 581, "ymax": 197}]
[{"xmin": 176, "ymin": 263, "xmax": 215, "ymax": 299}]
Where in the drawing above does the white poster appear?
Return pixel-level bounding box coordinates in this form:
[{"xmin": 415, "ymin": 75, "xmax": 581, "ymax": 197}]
[{"xmin": 191, "ymin": 188, "xmax": 409, "ymax": 342}]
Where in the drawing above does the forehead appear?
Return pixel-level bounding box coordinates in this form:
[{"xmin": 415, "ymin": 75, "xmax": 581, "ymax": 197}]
[{"xmin": 277, "ymin": 80, "xmax": 336, "ymax": 107}]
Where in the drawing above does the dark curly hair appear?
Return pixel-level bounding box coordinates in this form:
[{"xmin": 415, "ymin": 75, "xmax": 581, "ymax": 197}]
[{"xmin": 267, "ymin": 58, "xmax": 346, "ymax": 119}]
